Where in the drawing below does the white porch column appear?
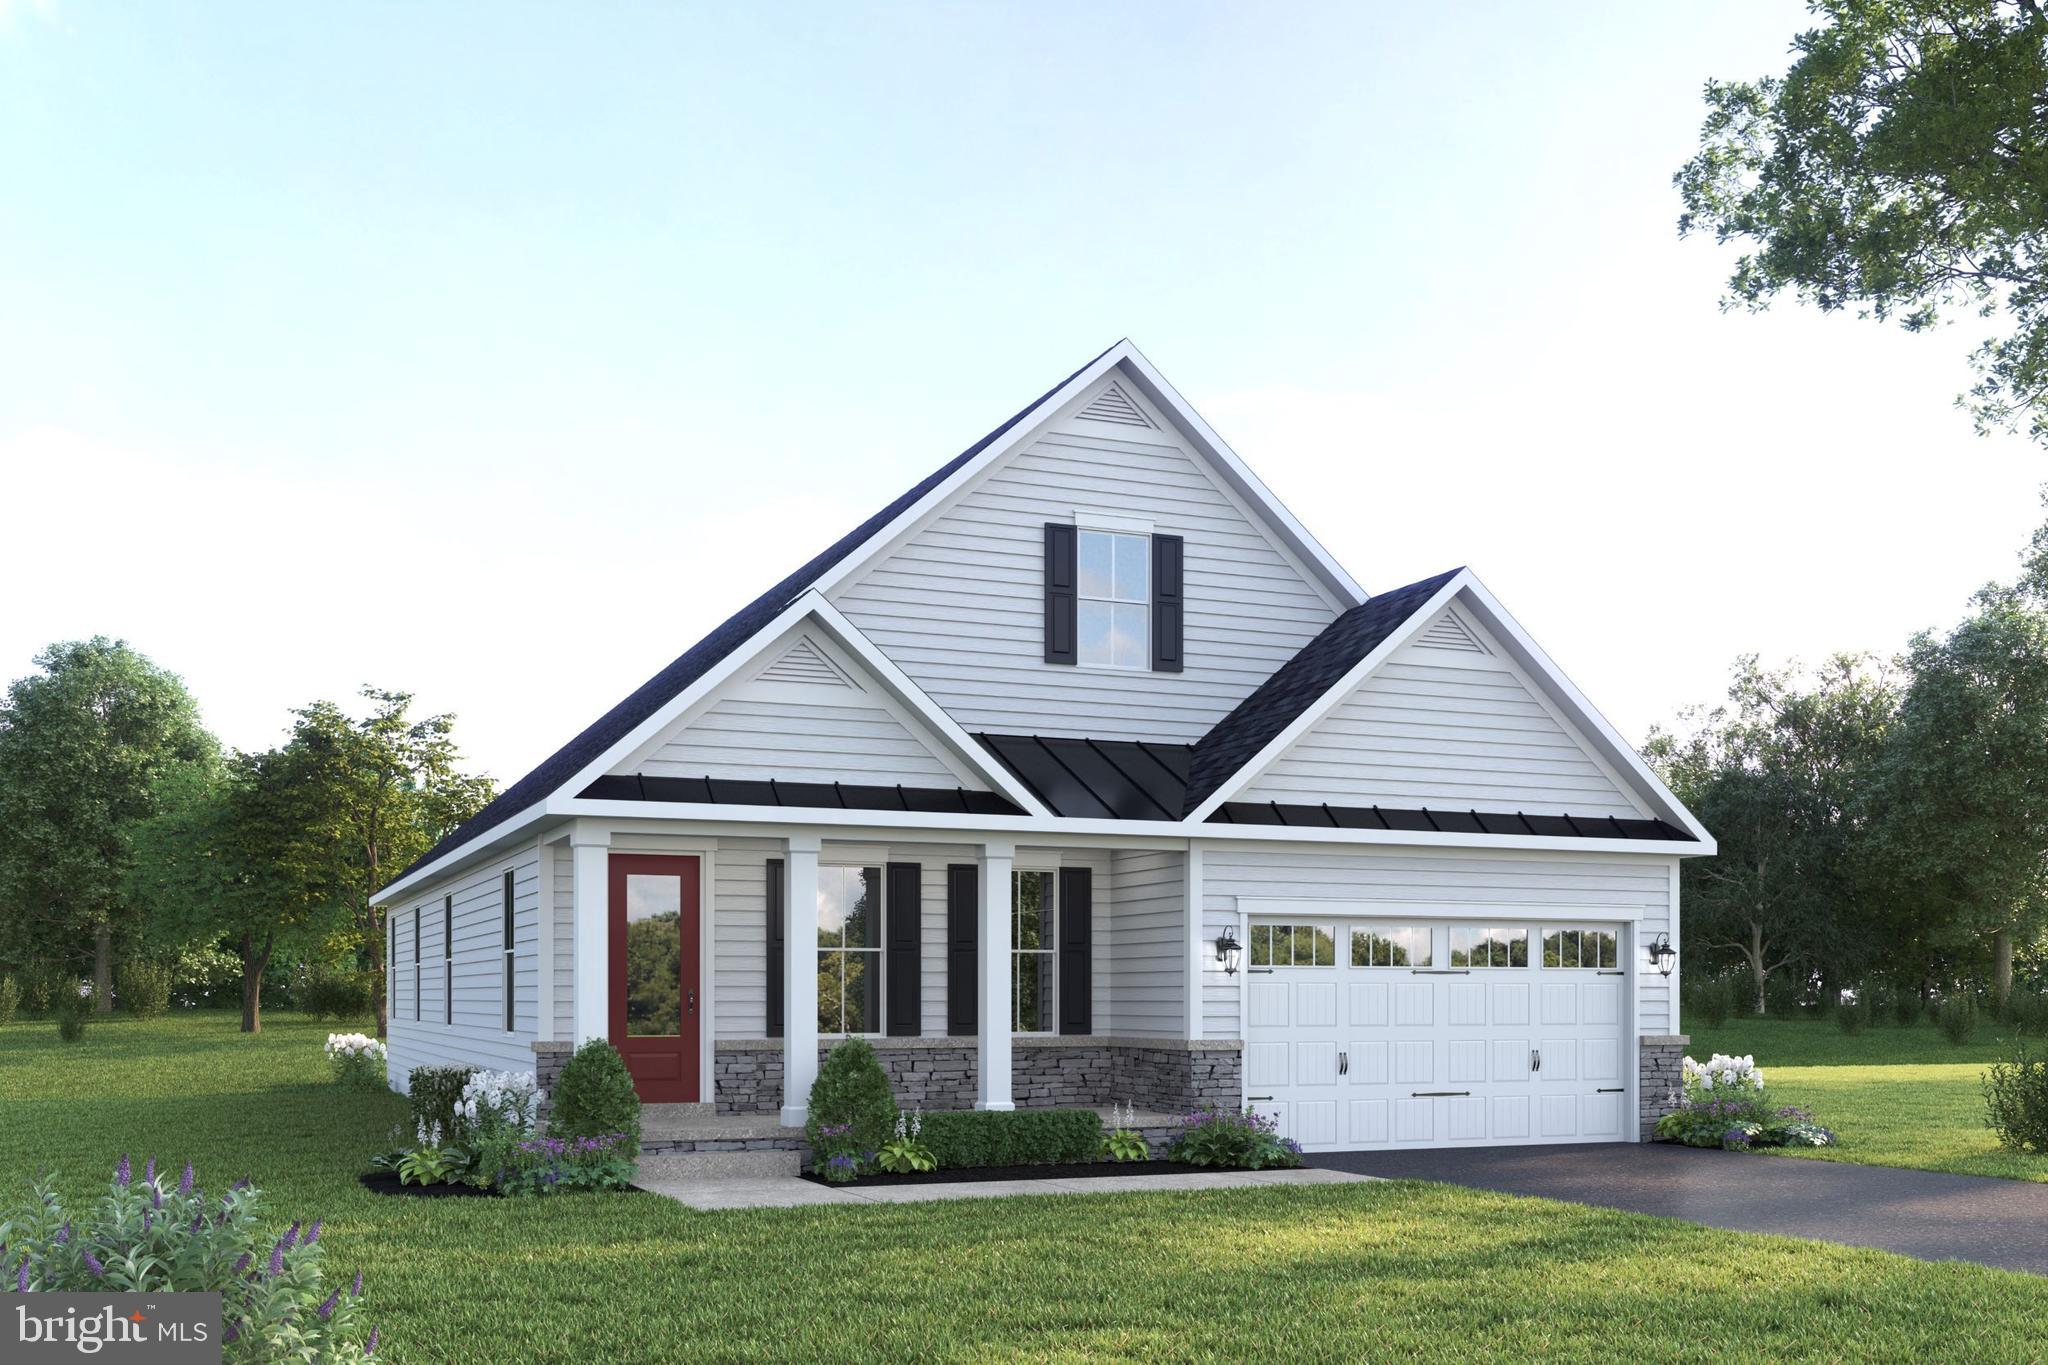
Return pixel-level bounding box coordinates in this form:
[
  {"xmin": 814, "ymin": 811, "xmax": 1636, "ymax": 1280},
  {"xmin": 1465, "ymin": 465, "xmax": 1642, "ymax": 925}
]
[
  {"xmin": 780, "ymin": 833, "xmax": 822, "ymax": 1127},
  {"xmin": 535, "ymin": 842, "xmax": 557, "ymax": 1042},
  {"xmin": 570, "ymin": 826, "xmax": 610, "ymax": 1045},
  {"xmin": 976, "ymin": 840, "xmax": 1016, "ymax": 1111}
]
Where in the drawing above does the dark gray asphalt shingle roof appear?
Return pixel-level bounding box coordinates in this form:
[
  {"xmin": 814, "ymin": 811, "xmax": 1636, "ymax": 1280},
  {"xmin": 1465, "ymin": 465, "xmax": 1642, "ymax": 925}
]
[
  {"xmin": 1178, "ymin": 567, "xmax": 1464, "ymax": 816},
  {"xmin": 393, "ymin": 345, "xmax": 1116, "ymax": 885}
]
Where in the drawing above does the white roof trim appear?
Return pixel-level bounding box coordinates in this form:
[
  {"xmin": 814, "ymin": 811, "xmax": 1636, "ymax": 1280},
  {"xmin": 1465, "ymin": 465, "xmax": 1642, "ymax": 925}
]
[
  {"xmin": 805, "ymin": 339, "xmax": 1366, "ymax": 609},
  {"xmin": 371, "ymin": 592, "xmax": 1055, "ymax": 904},
  {"xmin": 1181, "ymin": 570, "xmax": 1715, "ymax": 851}
]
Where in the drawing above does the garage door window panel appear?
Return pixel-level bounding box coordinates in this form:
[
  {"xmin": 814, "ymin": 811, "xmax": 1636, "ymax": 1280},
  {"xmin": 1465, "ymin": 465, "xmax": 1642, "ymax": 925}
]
[
  {"xmin": 1350, "ymin": 926, "xmax": 1432, "ymax": 968},
  {"xmin": 1543, "ymin": 927, "xmax": 1618, "ymax": 969},
  {"xmin": 1250, "ymin": 923, "xmax": 1335, "ymax": 968},
  {"xmin": 1449, "ymin": 927, "xmax": 1528, "ymax": 968}
]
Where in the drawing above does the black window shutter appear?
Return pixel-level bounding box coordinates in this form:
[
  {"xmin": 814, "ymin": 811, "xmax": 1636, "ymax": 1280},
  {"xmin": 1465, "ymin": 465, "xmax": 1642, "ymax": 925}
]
[
  {"xmin": 1044, "ymin": 522, "xmax": 1078, "ymax": 664},
  {"xmin": 946, "ymin": 864, "xmax": 979, "ymax": 1034},
  {"xmin": 1058, "ymin": 867, "xmax": 1093, "ymax": 1035},
  {"xmin": 1151, "ymin": 534, "xmax": 1184, "ymax": 673},
  {"xmin": 765, "ymin": 859, "xmax": 785, "ymax": 1039},
  {"xmin": 885, "ymin": 863, "xmax": 921, "ymax": 1036}
]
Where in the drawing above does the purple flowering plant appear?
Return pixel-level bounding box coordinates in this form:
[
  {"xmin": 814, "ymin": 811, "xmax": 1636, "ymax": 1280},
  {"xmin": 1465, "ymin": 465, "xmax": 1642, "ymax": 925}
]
[
  {"xmin": 0, "ymin": 1156, "xmax": 378, "ymax": 1360},
  {"xmin": 497, "ymin": 1131, "xmax": 637, "ymax": 1197},
  {"xmin": 1655, "ymin": 1056, "xmax": 1838, "ymax": 1151},
  {"xmin": 1168, "ymin": 1106, "xmax": 1305, "ymax": 1171}
]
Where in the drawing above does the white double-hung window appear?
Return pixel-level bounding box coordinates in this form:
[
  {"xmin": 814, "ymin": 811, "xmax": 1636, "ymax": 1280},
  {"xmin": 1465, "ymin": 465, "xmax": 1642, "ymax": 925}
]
[{"xmin": 1077, "ymin": 528, "xmax": 1149, "ymax": 669}]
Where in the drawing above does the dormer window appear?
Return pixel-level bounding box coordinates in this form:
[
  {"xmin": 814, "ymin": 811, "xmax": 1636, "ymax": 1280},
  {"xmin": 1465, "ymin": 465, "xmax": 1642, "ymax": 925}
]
[
  {"xmin": 1043, "ymin": 518, "xmax": 1184, "ymax": 672},
  {"xmin": 1078, "ymin": 529, "xmax": 1150, "ymax": 669}
]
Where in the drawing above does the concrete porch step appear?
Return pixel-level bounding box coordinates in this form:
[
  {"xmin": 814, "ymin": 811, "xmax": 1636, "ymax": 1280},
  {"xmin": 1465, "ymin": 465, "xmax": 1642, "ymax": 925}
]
[
  {"xmin": 638, "ymin": 1149, "xmax": 799, "ymax": 1183},
  {"xmin": 642, "ymin": 1102, "xmax": 715, "ymax": 1122}
]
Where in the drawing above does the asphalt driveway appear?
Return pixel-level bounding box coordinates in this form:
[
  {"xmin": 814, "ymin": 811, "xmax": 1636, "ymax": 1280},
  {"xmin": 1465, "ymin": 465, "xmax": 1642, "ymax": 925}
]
[{"xmin": 1317, "ymin": 1142, "xmax": 2048, "ymax": 1275}]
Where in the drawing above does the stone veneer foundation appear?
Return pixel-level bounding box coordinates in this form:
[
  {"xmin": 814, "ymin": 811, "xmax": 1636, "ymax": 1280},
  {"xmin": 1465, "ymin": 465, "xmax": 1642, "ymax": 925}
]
[
  {"xmin": 683, "ymin": 1036, "xmax": 1239, "ymax": 1116},
  {"xmin": 1638, "ymin": 1034, "xmax": 1689, "ymax": 1140}
]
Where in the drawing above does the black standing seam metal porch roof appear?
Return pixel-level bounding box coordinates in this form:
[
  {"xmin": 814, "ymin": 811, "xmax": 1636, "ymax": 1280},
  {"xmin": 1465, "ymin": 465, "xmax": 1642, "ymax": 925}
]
[{"xmin": 970, "ymin": 732, "xmax": 1696, "ymax": 841}]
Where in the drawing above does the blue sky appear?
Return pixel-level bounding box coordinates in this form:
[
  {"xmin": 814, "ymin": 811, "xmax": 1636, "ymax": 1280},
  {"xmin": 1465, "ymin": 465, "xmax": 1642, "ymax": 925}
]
[{"xmin": 3, "ymin": 2, "xmax": 2041, "ymax": 783}]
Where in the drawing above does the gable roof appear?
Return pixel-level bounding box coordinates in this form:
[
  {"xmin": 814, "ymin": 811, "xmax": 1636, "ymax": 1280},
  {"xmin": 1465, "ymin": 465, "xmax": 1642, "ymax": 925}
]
[
  {"xmin": 395, "ymin": 345, "xmax": 1117, "ymax": 884},
  {"xmin": 1180, "ymin": 568, "xmax": 1464, "ymax": 815}
]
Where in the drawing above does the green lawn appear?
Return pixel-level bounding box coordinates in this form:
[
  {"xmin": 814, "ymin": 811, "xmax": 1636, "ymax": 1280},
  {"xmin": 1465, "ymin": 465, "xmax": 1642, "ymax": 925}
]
[
  {"xmin": 1687, "ymin": 1014, "xmax": 2048, "ymax": 1182},
  {"xmin": 6, "ymin": 1013, "xmax": 2048, "ymax": 1361}
]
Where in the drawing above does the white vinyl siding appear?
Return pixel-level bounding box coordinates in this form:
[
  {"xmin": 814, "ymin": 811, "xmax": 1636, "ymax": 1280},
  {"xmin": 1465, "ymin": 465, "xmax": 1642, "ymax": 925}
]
[
  {"xmin": 551, "ymin": 847, "xmax": 574, "ymax": 1041},
  {"xmin": 830, "ymin": 417, "xmax": 1340, "ymax": 742},
  {"xmin": 1200, "ymin": 844, "xmax": 1675, "ymax": 1039},
  {"xmin": 384, "ymin": 850, "xmax": 545, "ymax": 1091},
  {"xmin": 1237, "ymin": 612, "xmax": 1644, "ymax": 818},
  {"xmin": 1103, "ymin": 848, "xmax": 1185, "ymax": 1036},
  {"xmin": 629, "ymin": 694, "xmax": 975, "ymax": 788}
]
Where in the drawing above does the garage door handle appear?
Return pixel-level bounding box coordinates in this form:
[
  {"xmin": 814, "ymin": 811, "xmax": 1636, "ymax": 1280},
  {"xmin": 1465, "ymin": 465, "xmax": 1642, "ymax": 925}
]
[
  {"xmin": 1410, "ymin": 1091, "xmax": 1471, "ymax": 1098},
  {"xmin": 1247, "ymin": 1095, "xmax": 1274, "ymax": 1101},
  {"xmin": 1596, "ymin": 1087, "xmax": 1625, "ymax": 1094},
  {"xmin": 1410, "ymin": 969, "xmax": 1471, "ymax": 975},
  {"xmin": 1339, "ymin": 1051, "xmax": 1348, "ymax": 1076},
  {"xmin": 1531, "ymin": 1048, "xmax": 1541, "ymax": 1073}
]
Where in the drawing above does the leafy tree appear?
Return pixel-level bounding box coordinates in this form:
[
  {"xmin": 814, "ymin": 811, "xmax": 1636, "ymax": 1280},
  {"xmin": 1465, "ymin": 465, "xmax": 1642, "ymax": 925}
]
[
  {"xmin": 1867, "ymin": 583, "xmax": 2048, "ymax": 1005},
  {"xmin": 0, "ymin": 639, "xmax": 215, "ymax": 1009},
  {"xmin": 1676, "ymin": 1, "xmax": 2048, "ymax": 441},
  {"xmin": 1646, "ymin": 655, "xmax": 1896, "ymax": 1012},
  {"xmin": 124, "ymin": 755, "xmax": 332, "ymax": 1033},
  {"xmin": 271, "ymin": 689, "xmax": 494, "ymax": 1036}
]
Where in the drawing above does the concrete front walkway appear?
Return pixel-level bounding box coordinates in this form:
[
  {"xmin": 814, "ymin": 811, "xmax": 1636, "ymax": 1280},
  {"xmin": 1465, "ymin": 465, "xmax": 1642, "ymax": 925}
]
[
  {"xmin": 642, "ymin": 1164, "xmax": 1373, "ymax": 1211},
  {"xmin": 1318, "ymin": 1142, "xmax": 2048, "ymax": 1276}
]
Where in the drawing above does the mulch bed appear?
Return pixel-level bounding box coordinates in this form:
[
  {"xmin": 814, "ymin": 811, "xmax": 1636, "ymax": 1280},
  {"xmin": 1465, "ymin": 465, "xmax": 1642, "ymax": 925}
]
[
  {"xmin": 358, "ymin": 1171, "xmax": 498, "ymax": 1199},
  {"xmin": 801, "ymin": 1159, "xmax": 1223, "ymax": 1188}
]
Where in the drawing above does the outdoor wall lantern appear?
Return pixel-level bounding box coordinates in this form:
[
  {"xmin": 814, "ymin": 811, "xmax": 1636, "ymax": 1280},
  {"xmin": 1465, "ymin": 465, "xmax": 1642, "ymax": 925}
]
[
  {"xmin": 1648, "ymin": 933, "xmax": 1677, "ymax": 979},
  {"xmin": 1216, "ymin": 928, "xmax": 1242, "ymax": 976}
]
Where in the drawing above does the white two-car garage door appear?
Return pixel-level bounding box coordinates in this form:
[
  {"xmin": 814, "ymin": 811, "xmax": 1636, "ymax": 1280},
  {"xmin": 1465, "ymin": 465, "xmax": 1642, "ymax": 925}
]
[{"xmin": 1244, "ymin": 917, "xmax": 1631, "ymax": 1152}]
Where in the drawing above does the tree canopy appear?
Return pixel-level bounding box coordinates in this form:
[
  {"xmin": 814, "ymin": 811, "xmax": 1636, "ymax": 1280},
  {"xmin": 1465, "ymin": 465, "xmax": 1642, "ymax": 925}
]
[{"xmin": 1676, "ymin": 0, "xmax": 2048, "ymax": 441}]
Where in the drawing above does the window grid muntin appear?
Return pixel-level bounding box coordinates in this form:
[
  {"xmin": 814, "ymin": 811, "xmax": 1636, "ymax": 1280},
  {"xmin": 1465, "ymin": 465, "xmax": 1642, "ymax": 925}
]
[
  {"xmin": 817, "ymin": 865, "xmax": 882, "ymax": 1035},
  {"xmin": 1349, "ymin": 925, "xmax": 1432, "ymax": 968},
  {"xmin": 1077, "ymin": 529, "xmax": 1150, "ymax": 669},
  {"xmin": 1449, "ymin": 926, "xmax": 1529, "ymax": 969},
  {"xmin": 1543, "ymin": 927, "xmax": 1619, "ymax": 969},
  {"xmin": 1013, "ymin": 870, "xmax": 1057, "ymax": 1033},
  {"xmin": 1249, "ymin": 923, "xmax": 1336, "ymax": 968}
]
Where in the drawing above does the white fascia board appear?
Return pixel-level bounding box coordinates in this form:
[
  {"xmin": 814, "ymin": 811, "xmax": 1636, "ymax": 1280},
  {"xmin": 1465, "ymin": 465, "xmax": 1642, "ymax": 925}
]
[
  {"xmin": 803, "ymin": 340, "xmax": 1365, "ymax": 611},
  {"xmin": 798, "ymin": 594, "xmax": 1053, "ymax": 816},
  {"xmin": 548, "ymin": 797, "xmax": 1708, "ymax": 857},
  {"xmin": 1182, "ymin": 570, "xmax": 1472, "ymax": 823},
  {"xmin": 371, "ymin": 804, "xmax": 558, "ymax": 908},
  {"xmin": 1451, "ymin": 573, "xmax": 1715, "ymax": 849},
  {"xmin": 1112, "ymin": 343, "xmax": 1366, "ymax": 607},
  {"xmin": 1236, "ymin": 898, "xmax": 1650, "ymax": 924}
]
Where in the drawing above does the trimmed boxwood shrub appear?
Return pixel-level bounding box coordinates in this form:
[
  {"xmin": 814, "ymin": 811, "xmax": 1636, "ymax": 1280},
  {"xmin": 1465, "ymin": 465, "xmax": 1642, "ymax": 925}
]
[
  {"xmin": 52, "ymin": 985, "xmax": 89, "ymax": 1043},
  {"xmin": 918, "ymin": 1108, "xmax": 1104, "ymax": 1169},
  {"xmin": 549, "ymin": 1039, "xmax": 642, "ymax": 1150},
  {"xmin": 407, "ymin": 1064, "xmax": 476, "ymax": 1140},
  {"xmin": 806, "ymin": 1038, "xmax": 897, "ymax": 1158}
]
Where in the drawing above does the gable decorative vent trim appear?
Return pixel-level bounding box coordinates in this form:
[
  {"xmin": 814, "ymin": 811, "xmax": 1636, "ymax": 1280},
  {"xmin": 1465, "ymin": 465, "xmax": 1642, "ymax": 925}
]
[
  {"xmin": 756, "ymin": 638, "xmax": 861, "ymax": 689},
  {"xmin": 1414, "ymin": 612, "xmax": 1490, "ymax": 655},
  {"xmin": 1076, "ymin": 380, "xmax": 1154, "ymax": 429}
]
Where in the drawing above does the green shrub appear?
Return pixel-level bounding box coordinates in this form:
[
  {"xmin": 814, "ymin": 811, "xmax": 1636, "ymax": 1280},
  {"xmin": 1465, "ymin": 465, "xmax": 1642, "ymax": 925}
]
[
  {"xmin": 0, "ymin": 1156, "xmax": 377, "ymax": 1357},
  {"xmin": 1985, "ymin": 1043, "xmax": 2048, "ymax": 1153},
  {"xmin": 548, "ymin": 1039, "xmax": 641, "ymax": 1151},
  {"xmin": 0, "ymin": 975, "xmax": 16, "ymax": 1027},
  {"xmin": 52, "ymin": 985, "xmax": 89, "ymax": 1043},
  {"xmin": 406, "ymin": 1065, "xmax": 477, "ymax": 1142},
  {"xmin": 20, "ymin": 971, "xmax": 52, "ymax": 1017},
  {"xmin": 1688, "ymin": 976, "xmax": 1734, "ymax": 1029},
  {"xmin": 1891, "ymin": 990, "xmax": 1923, "ymax": 1028},
  {"xmin": 917, "ymin": 1108, "xmax": 1103, "ymax": 1168},
  {"xmin": 1938, "ymin": 995, "xmax": 1979, "ymax": 1045},
  {"xmin": 1836, "ymin": 994, "xmax": 1871, "ymax": 1035},
  {"xmin": 804, "ymin": 1038, "xmax": 897, "ymax": 1160},
  {"xmin": 117, "ymin": 960, "xmax": 172, "ymax": 1020},
  {"xmin": 1169, "ymin": 1106, "xmax": 1304, "ymax": 1170},
  {"xmin": 300, "ymin": 968, "xmax": 374, "ymax": 1022},
  {"xmin": 2003, "ymin": 991, "xmax": 2048, "ymax": 1036}
]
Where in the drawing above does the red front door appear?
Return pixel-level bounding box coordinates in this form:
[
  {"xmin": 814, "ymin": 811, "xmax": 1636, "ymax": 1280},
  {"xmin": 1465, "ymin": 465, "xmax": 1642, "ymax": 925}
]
[{"xmin": 608, "ymin": 854, "xmax": 702, "ymax": 1103}]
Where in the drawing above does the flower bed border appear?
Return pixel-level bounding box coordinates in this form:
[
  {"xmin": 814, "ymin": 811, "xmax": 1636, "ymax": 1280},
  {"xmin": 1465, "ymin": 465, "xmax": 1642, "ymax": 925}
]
[{"xmin": 801, "ymin": 1158, "xmax": 1240, "ymax": 1188}]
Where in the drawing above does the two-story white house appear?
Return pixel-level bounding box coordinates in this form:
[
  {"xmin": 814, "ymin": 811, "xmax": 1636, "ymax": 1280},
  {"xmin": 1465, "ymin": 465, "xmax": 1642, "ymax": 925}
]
[{"xmin": 374, "ymin": 340, "xmax": 1711, "ymax": 1153}]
